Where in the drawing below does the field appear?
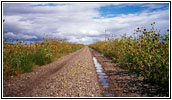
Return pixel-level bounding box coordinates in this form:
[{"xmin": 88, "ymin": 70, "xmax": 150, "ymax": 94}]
[
  {"xmin": 3, "ymin": 39, "xmax": 84, "ymax": 80},
  {"xmin": 89, "ymin": 23, "xmax": 169, "ymax": 91},
  {"xmin": 3, "ymin": 23, "xmax": 169, "ymax": 97}
]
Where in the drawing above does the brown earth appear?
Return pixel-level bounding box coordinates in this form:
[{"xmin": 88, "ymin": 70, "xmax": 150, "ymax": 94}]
[
  {"xmin": 90, "ymin": 49, "xmax": 168, "ymax": 97},
  {"xmin": 3, "ymin": 46, "xmax": 102, "ymax": 97}
]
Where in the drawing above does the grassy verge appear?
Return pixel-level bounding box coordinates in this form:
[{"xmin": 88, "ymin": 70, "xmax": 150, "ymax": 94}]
[
  {"xmin": 3, "ymin": 39, "xmax": 84, "ymax": 80},
  {"xmin": 89, "ymin": 23, "xmax": 169, "ymax": 93}
]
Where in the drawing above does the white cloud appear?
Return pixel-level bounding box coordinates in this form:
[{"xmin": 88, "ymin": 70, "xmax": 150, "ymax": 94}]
[
  {"xmin": 3, "ymin": 3, "xmax": 169, "ymax": 44},
  {"xmin": 4, "ymin": 32, "xmax": 37, "ymax": 40},
  {"xmin": 141, "ymin": 3, "xmax": 165, "ymax": 9}
]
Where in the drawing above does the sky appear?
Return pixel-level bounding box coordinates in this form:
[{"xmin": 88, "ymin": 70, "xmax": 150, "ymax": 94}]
[{"xmin": 3, "ymin": 2, "xmax": 169, "ymax": 44}]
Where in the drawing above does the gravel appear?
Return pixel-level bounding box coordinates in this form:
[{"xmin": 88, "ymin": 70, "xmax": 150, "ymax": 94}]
[{"xmin": 3, "ymin": 47, "xmax": 102, "ymax": 97}]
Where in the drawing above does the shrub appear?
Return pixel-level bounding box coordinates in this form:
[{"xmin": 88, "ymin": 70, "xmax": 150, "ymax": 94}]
[
  {"xmin": 89, "ymin": 23, "xmax": 169, "ymax": 90},
  {"xmin": 3, "ymin": 39, "xmax": 84, "ymax": 79}
]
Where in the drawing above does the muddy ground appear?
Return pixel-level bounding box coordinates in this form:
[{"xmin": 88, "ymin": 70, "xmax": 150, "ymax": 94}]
[{"xmin": 90, "ymin": 49, "xmax": 169, "ymax": 97}]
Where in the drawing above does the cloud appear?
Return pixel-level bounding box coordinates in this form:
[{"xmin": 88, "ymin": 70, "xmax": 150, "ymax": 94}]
[
  {"xmin": 141, "ymin": 3, "xmax": 166, "ymax": 9},
  {"xmin": 4, "ymin": 32, "xmax": 37, "ymax": 40},
  {"xmin": 3, "ymin": 3, "xmax": 169, "ymax": 44}
]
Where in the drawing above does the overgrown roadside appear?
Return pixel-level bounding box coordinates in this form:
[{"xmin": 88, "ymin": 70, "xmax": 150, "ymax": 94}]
[
  {"xmin": 3, "ymin": 40, "xmax": 84, "ymax": 80},
  {"xmin": 90, "ymin": 48, "xmax": 168, "ymax": 97},
  {"xmin": 3, "ymin": 46, "xmax": 102, "ymax": 97}
]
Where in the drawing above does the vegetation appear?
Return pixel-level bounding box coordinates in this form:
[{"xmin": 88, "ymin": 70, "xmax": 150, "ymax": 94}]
[
  {"xmin": 3, "ymin": 39, "xmax": 84, "ymax": 80},
  {"xmin": 89, "ymin": 23, "xmax": 169, "ymax": 91}
]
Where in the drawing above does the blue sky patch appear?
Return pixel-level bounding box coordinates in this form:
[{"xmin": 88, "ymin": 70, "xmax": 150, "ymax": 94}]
[
  {"xmin": 98, "ymin": 3, "xmax": 169, "ymax": 18},
  {"xmin": 98, "ymin": 5, "xmax": 143, "ymax": 18}
]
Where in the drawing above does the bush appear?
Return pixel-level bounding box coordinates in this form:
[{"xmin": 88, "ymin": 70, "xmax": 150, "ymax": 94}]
[
  {"xmin": 3, "ymin": 39, "xmax": 84, "ymax": 79},
  {"xmin": 89, "ymin": 23, "xmax": 169, "ymax": 90}
]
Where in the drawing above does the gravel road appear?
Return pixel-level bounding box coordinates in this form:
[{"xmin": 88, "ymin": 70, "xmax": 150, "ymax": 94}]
[
  {"xmin": 3, "ymin": 46, "xmax": 168, "ymax": 97},
  {"xmin": 3, "ymin": 46, "xmax": 102, "ymax": 97}
]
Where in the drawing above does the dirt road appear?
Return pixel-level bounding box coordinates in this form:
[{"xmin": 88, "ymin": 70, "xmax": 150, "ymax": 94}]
[
  {"xmin": 3, "ymin": 46, "xmax": 168, "ymax": 97},
  {"xmin": 3, "ymin": 46, "xmax": 101, "ymax": 97}
]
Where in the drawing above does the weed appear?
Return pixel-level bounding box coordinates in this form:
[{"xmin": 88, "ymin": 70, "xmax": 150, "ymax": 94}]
[
  {"xmin": 89, "ymin": 23, "xmax": 169, "ymax": 91},
  {"xmin": 3, "ymin": 39, "xmax": 84, "ymax": 79}
]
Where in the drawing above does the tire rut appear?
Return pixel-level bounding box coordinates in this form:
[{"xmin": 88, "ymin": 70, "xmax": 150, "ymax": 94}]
[
  {"xmin": 3, "ymin": 48, "xmax": 84, "ymax": 97},
  {"xmin": 3, "ymin": 47, "xmax": 101, "ymax": 97}
]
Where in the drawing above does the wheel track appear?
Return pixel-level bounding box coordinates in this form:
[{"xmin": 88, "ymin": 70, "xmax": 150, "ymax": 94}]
[{"xmin": 3, "ymin": 47, "xmax": 85, "ymax": 97}]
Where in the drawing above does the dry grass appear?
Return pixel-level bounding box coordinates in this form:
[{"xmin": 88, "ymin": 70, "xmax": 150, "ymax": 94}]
[{"xmin": 3, "ymin": 39, "xmax": 84, "ymax": 80}]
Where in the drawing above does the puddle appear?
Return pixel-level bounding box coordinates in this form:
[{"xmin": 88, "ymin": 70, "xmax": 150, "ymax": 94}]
[
  {"xmin": 93, "ymin": 57, "xmax": 113, "ymax": 96},
  {"xmin": 104, "ymin": 93, "xmax": 114, "ymax": 97}
]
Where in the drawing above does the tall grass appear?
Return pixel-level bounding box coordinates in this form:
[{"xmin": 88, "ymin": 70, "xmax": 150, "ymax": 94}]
[
  {"xmin": 3, "ymin": 39, "xmax": 84, "ymax": 79},
  {"xmin": 89, "ymin": 23, "xmax": 169, "ymax": 92}
]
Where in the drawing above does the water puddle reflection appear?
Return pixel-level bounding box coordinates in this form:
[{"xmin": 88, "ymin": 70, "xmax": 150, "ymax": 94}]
[{"xmin": 93, "ymin": 57, "xmax": 113, "ymax": 96}]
